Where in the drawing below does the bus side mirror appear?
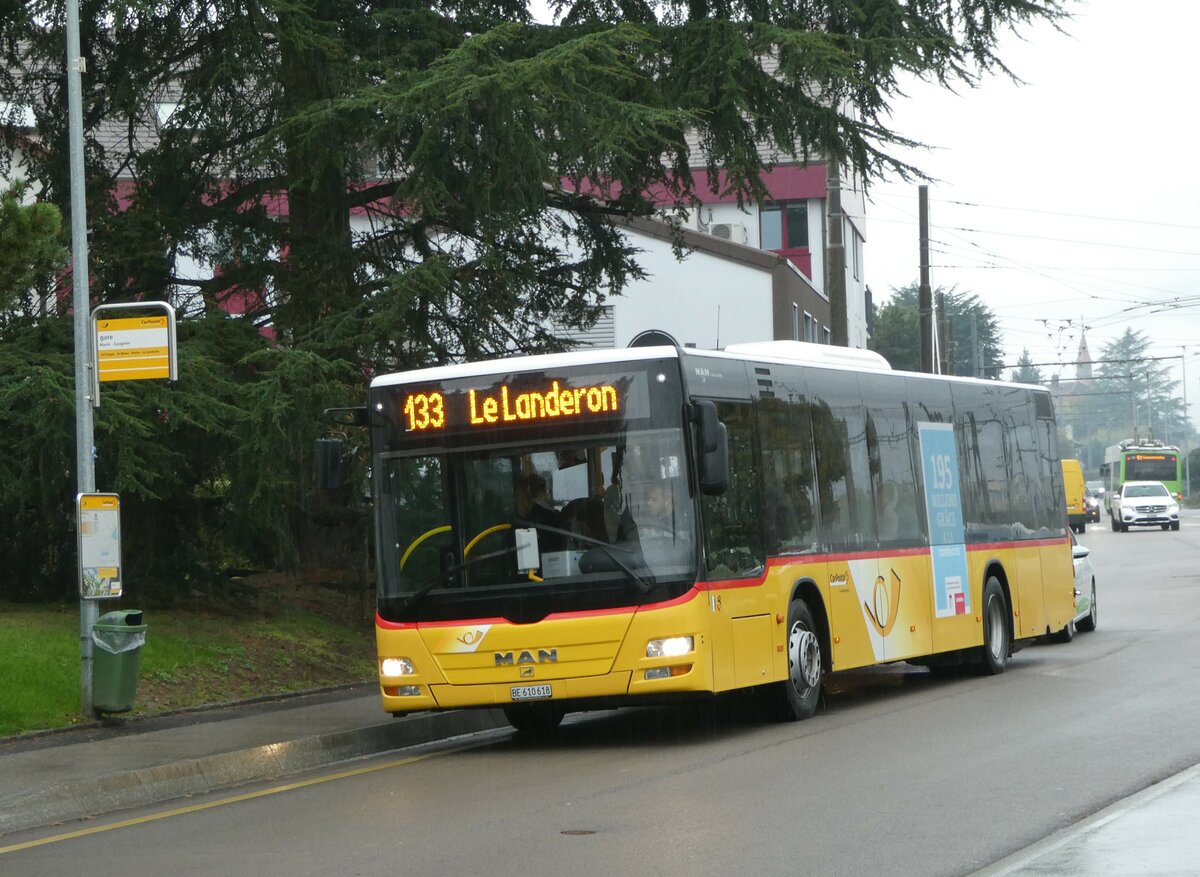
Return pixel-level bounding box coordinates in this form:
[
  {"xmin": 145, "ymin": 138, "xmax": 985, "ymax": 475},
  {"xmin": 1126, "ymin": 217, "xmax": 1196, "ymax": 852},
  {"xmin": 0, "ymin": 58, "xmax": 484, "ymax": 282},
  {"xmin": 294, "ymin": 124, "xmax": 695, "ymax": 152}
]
[
  {"xmin": 693, "ymin": 401, "xmax": 729, "ymax": 495},
  {"xmin": 699, "ymin": 422, "xmax": 729, "ymax": 495},
  {"xmin": 695, "ymin": 400, "xmax": 720, "ymax": 453},
  {"xmin": 315, "ymin": 433, "xmax": 352, "ymax": 490}
]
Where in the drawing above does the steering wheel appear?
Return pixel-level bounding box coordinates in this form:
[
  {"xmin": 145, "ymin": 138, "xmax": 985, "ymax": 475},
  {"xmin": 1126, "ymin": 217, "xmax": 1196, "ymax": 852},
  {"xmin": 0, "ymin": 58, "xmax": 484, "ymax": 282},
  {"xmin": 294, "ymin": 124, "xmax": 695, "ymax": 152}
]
[
  {"xmin": 463, "ymin": 523, "xmax": 512, "ymax": 557},
  {"xmin": 400, "ymin": 525, "xmax": 451, "ymax": 570}
]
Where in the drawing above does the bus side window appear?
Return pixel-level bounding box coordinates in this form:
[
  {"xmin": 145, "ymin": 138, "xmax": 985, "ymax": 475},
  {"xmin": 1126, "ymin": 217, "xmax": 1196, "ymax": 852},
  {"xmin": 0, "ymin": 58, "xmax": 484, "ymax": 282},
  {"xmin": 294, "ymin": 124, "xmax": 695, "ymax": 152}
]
[
  {"xmin": 809, "ymin": 370, "xmax": 876, "ymax": 552},
  {"xmin": 757, "ymin": 396, "xmax": 818, "ymax": 553},
  {"xmin": 700, "ymin": 401, "xmax": 765, "ymax": 578},
  {"xmin": 863, "ymin": 377, "xmax": 924, "ymax": 546}
]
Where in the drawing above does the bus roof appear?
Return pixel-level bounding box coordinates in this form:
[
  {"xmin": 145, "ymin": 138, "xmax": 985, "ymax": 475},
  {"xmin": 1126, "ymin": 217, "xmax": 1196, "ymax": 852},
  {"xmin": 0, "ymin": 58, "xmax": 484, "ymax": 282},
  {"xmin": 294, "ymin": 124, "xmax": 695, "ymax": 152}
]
[
  {"xmin": 370, "ymin": 339, "xmax": 1050, "ymax": 394},
  {"xmin": 370, "ymin": 345, "xmax": 681, "ymax": 388}
]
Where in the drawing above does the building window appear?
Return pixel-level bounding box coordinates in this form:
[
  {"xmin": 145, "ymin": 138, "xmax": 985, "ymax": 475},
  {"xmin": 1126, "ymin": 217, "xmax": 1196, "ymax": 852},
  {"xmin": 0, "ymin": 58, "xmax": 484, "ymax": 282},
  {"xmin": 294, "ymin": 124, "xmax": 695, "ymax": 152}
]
[
  {"xmin": 803, "ymin": 311, "xmax": 816, "ymax": 343},
  {"xmin": 822, "ymin": 326, "xmax": 832, "ymax": 345},
  {"xmin": 792, "ymin": 303, "xmax": 800, "ymax": 341},
  {"xmin": 760, "ymin": 201, "xmax": 809, "ymax": 251}
]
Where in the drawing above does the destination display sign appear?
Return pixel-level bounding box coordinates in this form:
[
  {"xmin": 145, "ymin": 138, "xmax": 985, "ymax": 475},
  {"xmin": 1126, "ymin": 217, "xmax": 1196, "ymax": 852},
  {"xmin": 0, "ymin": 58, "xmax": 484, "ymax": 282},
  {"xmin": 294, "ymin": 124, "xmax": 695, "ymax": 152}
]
[{"xmin": 399, "ymin": 372, "xmax": 648, "ymax": 435}]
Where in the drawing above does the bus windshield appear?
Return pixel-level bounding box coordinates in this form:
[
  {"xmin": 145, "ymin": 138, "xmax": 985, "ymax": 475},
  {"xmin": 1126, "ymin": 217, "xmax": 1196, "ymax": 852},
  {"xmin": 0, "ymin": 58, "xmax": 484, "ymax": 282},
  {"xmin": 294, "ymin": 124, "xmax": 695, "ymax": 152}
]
[
  {"xmin": 1124, "ymin": 453, "xmax": 1178, "ymax": 482},
  {"xmin": 377, "ymin": 428, "xmax": 697, "ymax": 623}
]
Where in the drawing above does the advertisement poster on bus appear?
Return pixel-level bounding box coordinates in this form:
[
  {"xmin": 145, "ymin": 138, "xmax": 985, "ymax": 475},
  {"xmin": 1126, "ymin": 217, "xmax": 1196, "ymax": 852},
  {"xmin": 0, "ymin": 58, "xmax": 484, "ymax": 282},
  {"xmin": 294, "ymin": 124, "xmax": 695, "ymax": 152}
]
[{"xmin": 917, "ymin": 423, "xmax": 971, "ymax": 618}]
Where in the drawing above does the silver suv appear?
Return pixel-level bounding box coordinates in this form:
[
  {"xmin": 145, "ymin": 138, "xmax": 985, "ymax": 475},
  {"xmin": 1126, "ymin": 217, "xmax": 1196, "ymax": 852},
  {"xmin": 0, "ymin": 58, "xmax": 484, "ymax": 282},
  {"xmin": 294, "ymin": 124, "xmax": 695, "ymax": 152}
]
[{"xmin": 1111, "ymin": 480, "xmax": 1180, "ymax": 532}]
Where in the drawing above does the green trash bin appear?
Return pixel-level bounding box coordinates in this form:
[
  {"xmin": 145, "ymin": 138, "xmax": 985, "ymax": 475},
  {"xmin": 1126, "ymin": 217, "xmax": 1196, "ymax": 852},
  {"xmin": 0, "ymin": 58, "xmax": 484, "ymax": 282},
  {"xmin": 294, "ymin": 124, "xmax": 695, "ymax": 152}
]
[{"xmin": 92, "ymin": 610, "xmax": 147, "ymax": 713}]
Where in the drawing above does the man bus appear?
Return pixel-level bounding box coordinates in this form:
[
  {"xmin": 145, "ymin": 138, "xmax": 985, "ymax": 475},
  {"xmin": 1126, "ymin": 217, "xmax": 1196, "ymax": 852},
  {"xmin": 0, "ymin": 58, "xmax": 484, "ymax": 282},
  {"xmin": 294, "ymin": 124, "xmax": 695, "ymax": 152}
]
[{"xmin": 336, "ymin": 340, "xmax": 1075, "ymax": 732}]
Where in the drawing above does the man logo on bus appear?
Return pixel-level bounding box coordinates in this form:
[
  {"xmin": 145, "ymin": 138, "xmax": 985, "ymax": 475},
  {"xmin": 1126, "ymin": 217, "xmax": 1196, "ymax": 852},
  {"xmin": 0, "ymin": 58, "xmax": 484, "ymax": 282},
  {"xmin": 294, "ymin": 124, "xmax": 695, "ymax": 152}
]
[{"xmin": 495, "ymin": 649, "xmax": 559, "ymax": 666}]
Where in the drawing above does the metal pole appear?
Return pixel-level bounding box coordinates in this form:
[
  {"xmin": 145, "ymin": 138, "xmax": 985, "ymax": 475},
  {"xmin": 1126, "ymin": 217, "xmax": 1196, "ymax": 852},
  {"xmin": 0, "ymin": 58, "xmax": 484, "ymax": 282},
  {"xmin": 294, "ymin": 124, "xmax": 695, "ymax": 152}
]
[
  {"xmin": 1147, "ymin": 371, "xmax": 1153, "ymax": 439},
  {"xmin": 66, "ymin": 0, "xmax": 98, "ymax": 718},
  {"xmin": 918, "ymin": 186, "xmax": 933, "ymax": 373},
  {"xmin": 825, "ymin": 161, "xmax": 847, "ymax": 346},
  {"xmin": 1184, "ymin": 349, "xmax": 1191, "ymax": 497}
]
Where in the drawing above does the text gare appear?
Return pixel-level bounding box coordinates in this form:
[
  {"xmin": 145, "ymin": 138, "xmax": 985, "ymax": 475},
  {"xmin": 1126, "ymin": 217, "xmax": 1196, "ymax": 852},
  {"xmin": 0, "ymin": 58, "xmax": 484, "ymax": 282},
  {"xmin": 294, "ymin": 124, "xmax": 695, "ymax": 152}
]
[{"xmin": 401, "ymin": 381, "xmax": 621, "ymax": 432}]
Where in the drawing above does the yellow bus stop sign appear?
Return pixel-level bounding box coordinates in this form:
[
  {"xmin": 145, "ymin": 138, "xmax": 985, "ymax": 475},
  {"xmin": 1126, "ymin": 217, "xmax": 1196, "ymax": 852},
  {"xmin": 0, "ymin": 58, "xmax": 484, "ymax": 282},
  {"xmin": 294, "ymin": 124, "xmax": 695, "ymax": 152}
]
[{"xmin": 95, "ymin": 315, "xmax": 172, "ymax": 382}]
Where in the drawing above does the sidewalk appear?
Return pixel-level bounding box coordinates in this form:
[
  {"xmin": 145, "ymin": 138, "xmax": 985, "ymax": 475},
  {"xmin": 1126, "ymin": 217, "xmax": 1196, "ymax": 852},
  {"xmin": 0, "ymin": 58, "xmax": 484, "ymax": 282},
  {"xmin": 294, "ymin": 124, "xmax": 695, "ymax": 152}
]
[
  {"xmin": 0, "ymin": 686, "xmax": 506, "ymax": 837},
  {"xmin": 2, "ymin": 689, "xmax": 1199, "ymax": 876},
  {"xmin": 972, "ymin": 762, "xmax": 1200, "ymax": 876}
]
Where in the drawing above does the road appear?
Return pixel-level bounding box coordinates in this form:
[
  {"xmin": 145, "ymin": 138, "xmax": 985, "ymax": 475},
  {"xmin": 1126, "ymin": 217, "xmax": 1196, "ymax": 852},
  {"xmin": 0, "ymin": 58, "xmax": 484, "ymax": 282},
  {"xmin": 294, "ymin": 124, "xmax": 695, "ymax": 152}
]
[{"xmin": 6, "ymin": 511, "xmax": 1200, "ymax": 877}]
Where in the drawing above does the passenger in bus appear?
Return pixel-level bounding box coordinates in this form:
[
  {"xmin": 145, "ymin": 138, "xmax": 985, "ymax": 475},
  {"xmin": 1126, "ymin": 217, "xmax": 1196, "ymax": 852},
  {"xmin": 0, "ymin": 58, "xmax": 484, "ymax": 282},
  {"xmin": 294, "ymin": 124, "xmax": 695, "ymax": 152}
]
[
  {"xmin": 518, "ymin": 472, "xmax": 563, "ymax": 551},
  {"xmin": 637, "ymin": 481, "xmax": 677, "ymax": 539},
  {"xmin": 765, "ymin": 484, "xmax": 804, "ymax": 551}
]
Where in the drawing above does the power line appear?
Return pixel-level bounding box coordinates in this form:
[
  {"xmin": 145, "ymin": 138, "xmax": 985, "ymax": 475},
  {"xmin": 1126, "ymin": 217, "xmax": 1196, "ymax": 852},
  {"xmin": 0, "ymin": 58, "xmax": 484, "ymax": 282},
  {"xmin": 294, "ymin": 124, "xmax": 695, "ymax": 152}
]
[
  {"xmin": 937, "ymin": 224, "xmax": 1200, "ymax": 258},
  {"xmin": 870, "ymin": 189, "xmax": 1200, "ymax": 233},
  {"xmin": 1000, "ymin": 353, "xmax": 1182, "ymax": 370},
  {"xmin": 941, "ymin": 198, "xmax": 1200, "ymax": 232}
]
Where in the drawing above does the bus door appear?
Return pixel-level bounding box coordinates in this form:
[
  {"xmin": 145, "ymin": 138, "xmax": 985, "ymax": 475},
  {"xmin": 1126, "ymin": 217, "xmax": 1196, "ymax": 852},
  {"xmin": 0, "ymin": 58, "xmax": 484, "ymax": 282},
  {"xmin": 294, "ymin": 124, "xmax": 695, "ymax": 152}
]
[
  {"xmin": 699, "ymin": 400, "xmax": 772, "ymax": 692},
  {"xmin": 862, "ymin": 389, "xmax": 933, "ymax": 663},
  {"xmin": 1010, "ymin": 548, "xmax": 1046, "ymax": 638},
  {"xmin": 811, "ymin": 371, "xmax": 886, "ymax": 670}
]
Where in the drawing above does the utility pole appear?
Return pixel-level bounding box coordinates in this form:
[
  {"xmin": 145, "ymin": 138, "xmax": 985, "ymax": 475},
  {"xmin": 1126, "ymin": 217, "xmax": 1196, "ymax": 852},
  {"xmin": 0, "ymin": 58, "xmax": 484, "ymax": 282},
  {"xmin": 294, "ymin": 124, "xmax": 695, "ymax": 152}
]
[
  {"xmin": 938, "ymin": 291, "xmax": 951, "ymax": 375},
  {"xmin": 918, "ymin": 185, "xmax": 933, "ymax": 373},
  {"xmin": 826, "ymin": 160, "xmax": 847, "ymax": 346},
  {"xmin": 66, "ymin": 0, "xmax": 98, "ymax": 717},
  {"xmin": 970, "ymin": 313, "xmax": 980, "ymax": 378},
  {"xmin": 1183, "ymin": 348, "xmax": 1191, "ymax": 497},
  {"xmin": 1146, "ymin": 371, "xmax": 1153, "ymax": 439}
]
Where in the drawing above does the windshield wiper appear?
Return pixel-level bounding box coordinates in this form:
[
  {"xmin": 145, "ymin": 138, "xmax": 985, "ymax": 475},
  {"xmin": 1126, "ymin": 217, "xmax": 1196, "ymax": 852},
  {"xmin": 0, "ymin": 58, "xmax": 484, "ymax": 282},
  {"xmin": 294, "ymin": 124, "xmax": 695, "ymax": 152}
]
[
  {"xmin": 515, "ymin": 518, "xmax": 655, "ymax": 594},
  {"xmin": 396, "ymin": 544, "xmax": 520, "ymax": 613}
]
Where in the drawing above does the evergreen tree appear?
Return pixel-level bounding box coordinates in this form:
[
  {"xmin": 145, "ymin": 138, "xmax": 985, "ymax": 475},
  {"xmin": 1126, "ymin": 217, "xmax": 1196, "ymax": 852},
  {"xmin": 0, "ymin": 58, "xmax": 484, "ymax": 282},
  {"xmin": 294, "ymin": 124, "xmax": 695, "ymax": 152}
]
[
  {"xmin": 0, "ymin": 1, "xmax": 1070, "ymax": 598},
  {"xmin": 1011, "ymin": 349, "xmax": 1044, "ymax": 384},
  {"xmin": 1093, "ymin": 328, "xmax": 1186, "ymax": 446},
  {"xmin": 0, "ymin": 181, "xmax": 65, "ymax": 321},
  {"xmin": 868, "ymin": 283, "xmax": 1004, "ymax": 377}
]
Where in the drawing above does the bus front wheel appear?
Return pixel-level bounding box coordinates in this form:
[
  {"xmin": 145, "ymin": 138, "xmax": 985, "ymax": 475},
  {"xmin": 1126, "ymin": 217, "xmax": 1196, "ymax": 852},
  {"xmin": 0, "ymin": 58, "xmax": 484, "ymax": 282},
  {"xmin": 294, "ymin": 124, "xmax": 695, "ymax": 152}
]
[
  {"xmin": 773, "ymin": 599, "xmax": 823, "ymax": 721},
  {"xmin": 503, "ymin": 704, "xmax": 565, "ymax": 736},
  {"xmin": 978, "ymin": 577, "xmax": 1010, "ymax": 676}
]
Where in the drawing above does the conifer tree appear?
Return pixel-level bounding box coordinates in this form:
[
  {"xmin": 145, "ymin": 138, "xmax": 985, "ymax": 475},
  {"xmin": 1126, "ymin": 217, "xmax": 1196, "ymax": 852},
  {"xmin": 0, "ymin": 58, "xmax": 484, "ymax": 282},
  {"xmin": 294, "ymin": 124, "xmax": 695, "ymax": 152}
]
[{"xmin": 0, "ymin": 1, "xmax": 1070, "ymax": 596}]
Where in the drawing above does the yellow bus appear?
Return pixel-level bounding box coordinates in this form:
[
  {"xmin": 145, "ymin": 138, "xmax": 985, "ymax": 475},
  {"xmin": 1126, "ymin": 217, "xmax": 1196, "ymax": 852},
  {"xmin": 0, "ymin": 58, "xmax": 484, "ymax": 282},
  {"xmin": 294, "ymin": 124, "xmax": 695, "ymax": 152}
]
[{"xmin": 355, "ymin": 340, "xmax": 1075, "ymax": 732}]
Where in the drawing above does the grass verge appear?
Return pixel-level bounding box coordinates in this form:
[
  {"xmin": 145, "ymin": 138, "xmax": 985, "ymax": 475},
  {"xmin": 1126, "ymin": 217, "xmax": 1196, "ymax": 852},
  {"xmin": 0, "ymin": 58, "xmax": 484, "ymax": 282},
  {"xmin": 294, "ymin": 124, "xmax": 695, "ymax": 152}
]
[{"xmin": 0, "ymin": 590, "xmax": 376, "ymax": 737}]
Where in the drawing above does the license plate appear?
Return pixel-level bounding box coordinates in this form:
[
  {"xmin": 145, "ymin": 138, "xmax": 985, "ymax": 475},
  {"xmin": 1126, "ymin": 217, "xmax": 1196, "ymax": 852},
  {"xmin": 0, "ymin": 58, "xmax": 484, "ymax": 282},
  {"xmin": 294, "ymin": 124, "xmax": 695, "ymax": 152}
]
[{"xmin": 510, "ymin": 684, "xmax": 553, "ymax": 701}]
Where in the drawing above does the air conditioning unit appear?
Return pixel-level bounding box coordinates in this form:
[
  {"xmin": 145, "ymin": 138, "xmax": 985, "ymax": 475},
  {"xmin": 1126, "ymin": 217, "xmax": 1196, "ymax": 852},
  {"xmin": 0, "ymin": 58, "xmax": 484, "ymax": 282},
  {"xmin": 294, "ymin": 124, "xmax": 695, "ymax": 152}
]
[{"xmin": 709, "ymin": 222, "xmax": 748, "ymax": 244}]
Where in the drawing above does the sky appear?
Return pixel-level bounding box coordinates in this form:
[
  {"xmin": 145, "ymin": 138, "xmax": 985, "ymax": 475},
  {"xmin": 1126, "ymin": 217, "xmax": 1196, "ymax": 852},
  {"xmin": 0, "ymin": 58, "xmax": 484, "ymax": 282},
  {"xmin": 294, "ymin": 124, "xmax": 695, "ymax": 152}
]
[{"xmin": 864, "ymin": 1, "xmax": 1200, "ymax": 415}]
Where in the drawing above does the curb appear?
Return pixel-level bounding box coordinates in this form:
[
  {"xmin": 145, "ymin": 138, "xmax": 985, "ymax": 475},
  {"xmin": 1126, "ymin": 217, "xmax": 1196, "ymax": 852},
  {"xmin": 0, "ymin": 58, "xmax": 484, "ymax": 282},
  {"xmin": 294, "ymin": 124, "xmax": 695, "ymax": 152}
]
[{"xmin": 0, "ymin": 708, "xmax": 508, "ymax": 836}]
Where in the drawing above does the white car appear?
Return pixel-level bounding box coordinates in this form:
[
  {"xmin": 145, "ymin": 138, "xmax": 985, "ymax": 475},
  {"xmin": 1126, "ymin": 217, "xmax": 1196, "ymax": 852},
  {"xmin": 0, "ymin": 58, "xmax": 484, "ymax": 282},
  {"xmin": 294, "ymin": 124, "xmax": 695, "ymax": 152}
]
[
  {"xmin": 1053, "ymin": 530, "xmax": 1097, "ymax": 642},
  {"xmin": 1110, "ymin": 480, "xmax": 1181, "ymax": 532}
]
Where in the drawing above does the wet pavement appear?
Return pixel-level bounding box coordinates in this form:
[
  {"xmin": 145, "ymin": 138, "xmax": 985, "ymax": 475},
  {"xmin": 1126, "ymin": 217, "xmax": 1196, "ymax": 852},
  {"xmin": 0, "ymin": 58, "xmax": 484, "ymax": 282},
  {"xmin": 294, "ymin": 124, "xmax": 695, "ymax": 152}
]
[{"xmin": 1, "ymin": 687, "xmax": 1198, "ymax": 874}]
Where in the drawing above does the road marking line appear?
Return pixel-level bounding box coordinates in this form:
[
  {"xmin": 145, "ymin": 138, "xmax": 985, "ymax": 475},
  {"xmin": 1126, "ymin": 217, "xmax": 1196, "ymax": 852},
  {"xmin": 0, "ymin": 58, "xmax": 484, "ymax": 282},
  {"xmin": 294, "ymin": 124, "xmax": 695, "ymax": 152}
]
[{"xmin": 0, "ymin": 743, "xmax": 470, "ymax": 855}]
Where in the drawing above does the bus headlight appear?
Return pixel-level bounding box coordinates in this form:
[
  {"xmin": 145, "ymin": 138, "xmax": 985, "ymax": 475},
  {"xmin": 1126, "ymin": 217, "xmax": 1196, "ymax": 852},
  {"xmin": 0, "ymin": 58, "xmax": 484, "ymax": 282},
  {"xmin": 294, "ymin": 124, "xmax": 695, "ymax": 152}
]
[
  {"xmin": 646, "ymin": 636, "xmax": 694, "ymax": 658},
  {"xmin": 381, "ymin": 657, "xmax": 415, "ymax": 677}
]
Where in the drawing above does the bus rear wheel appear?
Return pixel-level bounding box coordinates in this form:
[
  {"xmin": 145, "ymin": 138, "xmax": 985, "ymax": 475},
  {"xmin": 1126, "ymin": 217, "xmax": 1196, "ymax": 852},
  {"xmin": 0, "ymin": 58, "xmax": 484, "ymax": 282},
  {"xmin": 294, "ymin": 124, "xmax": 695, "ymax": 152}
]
[
  {"xmin": 977, "ymin": 577, "xmax": 1010, "ymax": 676},
  {"xmin": 772, "ymin": 598, "xmax": 822, "ymax": 721}
]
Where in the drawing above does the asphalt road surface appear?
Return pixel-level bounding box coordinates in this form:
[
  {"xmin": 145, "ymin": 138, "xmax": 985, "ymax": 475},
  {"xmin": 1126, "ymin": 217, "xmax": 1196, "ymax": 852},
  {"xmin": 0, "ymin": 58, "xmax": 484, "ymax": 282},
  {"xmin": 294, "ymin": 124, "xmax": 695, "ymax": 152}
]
[{"xmin": 7, "ymin": 511, "xmax": 1200, "ymax": 877}]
